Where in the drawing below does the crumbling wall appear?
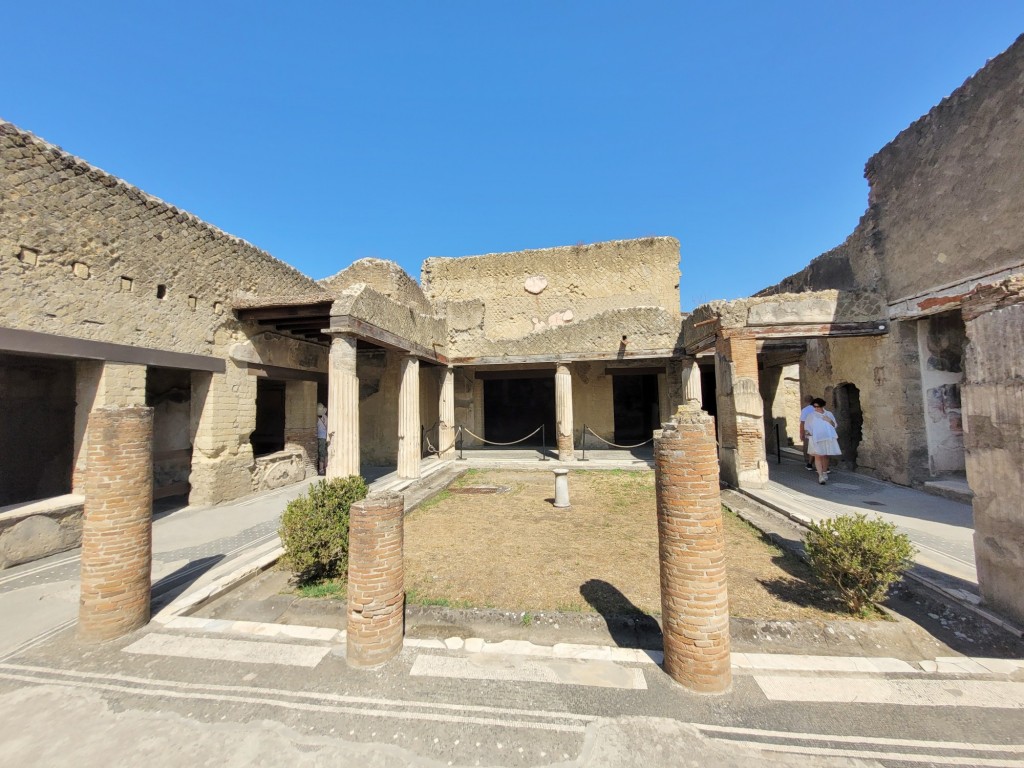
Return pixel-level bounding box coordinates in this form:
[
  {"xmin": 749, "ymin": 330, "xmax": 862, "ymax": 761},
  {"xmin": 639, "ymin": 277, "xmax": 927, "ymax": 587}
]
[
  {"xmin": 961, "ymin": 275, "xmax": 1024, "ymax": 624},
  {"xmin": 422, "ymin": 238, "xmax": 681, "ymax": 351},
  {"xmin": 321, "ymin": 258, "xmax": 433, "ymax": 314},
  {"xmin": 0, "ymin": 121, "xmax": 324, "ymax": 356},
  {"xmin": 866, "ymin": 36, "xmax": 1024, "ymax": 303}
]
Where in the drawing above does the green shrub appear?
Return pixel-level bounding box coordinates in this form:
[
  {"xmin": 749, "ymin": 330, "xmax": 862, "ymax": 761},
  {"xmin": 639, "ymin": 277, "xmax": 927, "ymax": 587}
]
[
  {"xmin": 805, "ymin": 513, "xmax": 916, "ymax": 615},
  {"xmin": 279, "ymin": 476, "xmax": 368, "ymax": 585}
]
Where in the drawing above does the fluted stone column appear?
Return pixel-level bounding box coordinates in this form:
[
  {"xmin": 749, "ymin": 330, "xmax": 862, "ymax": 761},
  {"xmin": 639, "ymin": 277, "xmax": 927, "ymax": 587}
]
[
  {"xmin": 438, "ymin": 366, "xmax": 456, "ymax": 459},
  {"xmin": 327, "ymin": 335, "xmax": 360, "ymax": 479},
  {"xmin": 79, "ymin": 406, "xmax": 153, "ymax": 642},
  {"xmin": 398, "ymin": 355, "xmax": 421, "ymax": 479},
  {"xmin": 555, "ymin": 363, "xmax": 575, "ymax": 461},
  {"xmin": 347, "ymin": 493, "xmax": 405, "ymax": 668},
  {"xmin": 714, "ymin": 334, "xmax": 768, "ymax": 489},
  {"xmin": 654, "ymin": 404, "xmax": 731, "ymax": 694},
  {"xmin": 682, "ymin": 357, "xmax": 703, "ymax": 406}
]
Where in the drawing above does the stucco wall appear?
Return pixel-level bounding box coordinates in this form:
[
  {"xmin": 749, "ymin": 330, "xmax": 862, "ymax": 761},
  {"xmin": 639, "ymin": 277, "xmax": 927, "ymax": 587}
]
[
  {"xmin": 423, "ymin": 238, "xmax": 681, "ymax": 352},
  {"xmin": 866, "ymin": 35, "xmax": 1024, "ymax": 302},
  {"xmin": 1, "ymin": 121, "xmax": 324, "ymax": 356}
]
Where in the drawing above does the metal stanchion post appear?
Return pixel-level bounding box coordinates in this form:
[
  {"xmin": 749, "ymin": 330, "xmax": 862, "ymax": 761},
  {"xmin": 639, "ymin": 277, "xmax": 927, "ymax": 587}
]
[
  {"xmin": 539, "ymin": 424, "xmax": 549, "ymax": 461},
  {"xmin": 580, "ymin": 424, "xmax": 589, "ymax": 462},
  {"xmin": 775, "ymin": 422, "xmax": 781, "ymax": 464},
  {"xmin": 457, "ymin": 426, "xmax": 465, "ymax": 461}
]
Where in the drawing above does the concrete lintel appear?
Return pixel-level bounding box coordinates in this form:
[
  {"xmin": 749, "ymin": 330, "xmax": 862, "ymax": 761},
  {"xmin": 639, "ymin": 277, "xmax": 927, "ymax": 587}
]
[
  {"xmin": 450, "ymin": 348, "xmax": 680, "ymax": 367},
  {"xmin": 327, "ymin": 315, "xmax": 447, "ymax": 364},
  {"xmin": 0, "ymin": 327, "xmax": 225, "ymax": 372}
]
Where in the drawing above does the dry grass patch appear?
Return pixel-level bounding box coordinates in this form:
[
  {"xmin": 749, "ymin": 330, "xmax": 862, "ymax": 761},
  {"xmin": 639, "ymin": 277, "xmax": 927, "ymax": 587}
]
[{"xmin": 404, "ymin": 468, "xmax": 847, "ymax": 621}]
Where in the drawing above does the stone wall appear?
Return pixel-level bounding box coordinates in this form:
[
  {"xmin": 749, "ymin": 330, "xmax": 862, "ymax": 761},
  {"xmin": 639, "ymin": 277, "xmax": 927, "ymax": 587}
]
[
  {"xmin": 961, "ymin": 275, "xmax": 1024, "ymax": 624},
  {"xmin": 1, "ymin": 121, "xmax": 325, "ymax": 356},
  {"xmin": 422, "ymin": 238, "xmax": 681, "ymax": 353},
  {"xmin": 321, "ymin": 258, "xmax": 433, "ymax": 314}
]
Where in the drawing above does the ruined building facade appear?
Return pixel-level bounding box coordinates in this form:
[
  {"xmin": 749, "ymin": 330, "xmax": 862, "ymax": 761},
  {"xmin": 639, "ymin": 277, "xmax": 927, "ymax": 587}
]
[{"xmin": 2, "ymin": 35, "xmax": 1023, "ymax": 624}]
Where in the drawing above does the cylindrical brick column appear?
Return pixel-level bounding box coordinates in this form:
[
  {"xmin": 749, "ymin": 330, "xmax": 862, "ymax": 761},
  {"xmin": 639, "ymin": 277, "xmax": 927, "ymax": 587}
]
[
  {"xmin": 327, "ymin": 335, "xmax": 360, "ymax": 478},
  {"xmin": 438, "ymin": 366, "xmax": 456, "ymax": 459},
  {"xmin": 397, "ymin": 356, "xmax": 421, "ymax": 479},
  {"xmin": 654, "ymin": 403, "xmax": 731, "ymax": 693},
  {"xmin": 347, "ymin": 493, "xmax": 405, "ymax": 668},
  {"xmin": 555, "ymin": 363, "xmax": 575, "ymax": 461},
  {"xmin": 78, "ymin": 406, "xmax": 154, "ymax": 643}
]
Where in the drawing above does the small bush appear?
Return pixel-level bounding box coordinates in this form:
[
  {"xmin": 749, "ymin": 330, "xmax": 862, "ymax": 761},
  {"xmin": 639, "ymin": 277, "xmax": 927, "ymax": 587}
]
[
  {"xmin": 279, "ymin": 476, "xmax": 368, "ymax": 585},
  {"xmin": 805, "ymin": 513, "xmax": 915, "ymax": 615}
]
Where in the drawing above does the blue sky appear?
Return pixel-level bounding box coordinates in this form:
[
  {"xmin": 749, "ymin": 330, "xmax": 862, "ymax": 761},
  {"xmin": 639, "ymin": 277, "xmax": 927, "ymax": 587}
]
[{"xmin": 3, "ymin": 3, "xmax": 1022, "ymax": 310}]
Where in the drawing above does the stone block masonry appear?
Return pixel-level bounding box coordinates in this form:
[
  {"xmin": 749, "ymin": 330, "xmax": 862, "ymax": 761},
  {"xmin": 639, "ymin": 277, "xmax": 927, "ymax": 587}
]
[
  {"xmin": 654, "ymin": 404, "xmax": 731, "ymax": 694},
  {"xmin": 78, "ymin": 406, "xmax": 153, "ymax": 642},
  {"xmin": 347, "ymin": 493, "xmax": 404, "ymax": 668}
]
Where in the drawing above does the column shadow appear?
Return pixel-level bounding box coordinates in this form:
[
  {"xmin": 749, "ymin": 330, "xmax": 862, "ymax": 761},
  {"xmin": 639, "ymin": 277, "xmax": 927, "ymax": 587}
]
[{"xmin": 579, "ymin": 578, "xmax": 663, "ymax": 650}]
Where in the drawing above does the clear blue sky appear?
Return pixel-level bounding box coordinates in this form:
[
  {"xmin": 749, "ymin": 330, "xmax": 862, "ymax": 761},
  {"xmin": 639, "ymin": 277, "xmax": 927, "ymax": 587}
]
[{"xmin": 4, "ymin": 3, "xmax": 1022, "ymax": 310}]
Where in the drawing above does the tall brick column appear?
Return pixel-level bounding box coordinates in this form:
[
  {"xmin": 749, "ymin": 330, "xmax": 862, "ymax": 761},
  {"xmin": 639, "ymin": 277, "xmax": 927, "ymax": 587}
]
[
  {"xmin": 555, "ymin": 363, "xmax": 575, "ymax": 460},
  {"xmin": 438, "ymin": 366, "xmax": 456, "ymax": 459},
  {"xmin": 714, "ymin": 333, "xmax": 768, "ymax": 488},
  {"xmin": 397, "ymin": 355, "xmax": 421, "ymax": 479},
  {"xmin": 347, "ymin": 493, "xmax": 405, "ymax": 668},
  {"xmin": 327, "ymin": 335, "xmax": 360, "ymax": 478},
  {"xmin": 78, "ymin": 406, "xmax": 154, "ymax": 642},
  {"xmin": 654, "ymin": 403, "xmax": 731, "ymax": 694}
]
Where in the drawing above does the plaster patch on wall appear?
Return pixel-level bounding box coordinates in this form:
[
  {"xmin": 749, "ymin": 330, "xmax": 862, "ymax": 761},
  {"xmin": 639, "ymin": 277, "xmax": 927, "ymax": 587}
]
[{"xmin": 525, "ymin": 275, "xmax": 548, "ymax": 295}]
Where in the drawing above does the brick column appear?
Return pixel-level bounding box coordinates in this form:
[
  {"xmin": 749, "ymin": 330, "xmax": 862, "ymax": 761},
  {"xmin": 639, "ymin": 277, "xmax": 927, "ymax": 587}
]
[
  {"xmin": 78, "ymin": 406, "xmax": 154, "ymax": 642},
  {"xmin": 397, "ymin": 355, "xmax": 421, "ymax": 479},
  {"xmin": 655, "ymin": 403, "xmax": 730, "ymax": 693},
  {"xmin": 438, "ymin": 366, "xmax": 456, "ymax": 459},
  {"xmin": 347, "ymin": 493, "xmax": 405, "ymax": 668},
  {"xmin": 555, "ymin": 363, "xmax": 575, "ymax": 461},
  {"xmin": 327, "ymin": 335, "xmax": 360, "ymax": 478},
  {"xmin": 714, "ymin": 333, "xmax": 768, "ymax": 488}
]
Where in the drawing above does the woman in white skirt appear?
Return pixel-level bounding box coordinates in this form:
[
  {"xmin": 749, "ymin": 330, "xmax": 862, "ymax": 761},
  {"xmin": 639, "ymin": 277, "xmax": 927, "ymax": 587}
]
[{"xmin": 805, "ymin": 398, "xmax": 841, "ymax": 484}]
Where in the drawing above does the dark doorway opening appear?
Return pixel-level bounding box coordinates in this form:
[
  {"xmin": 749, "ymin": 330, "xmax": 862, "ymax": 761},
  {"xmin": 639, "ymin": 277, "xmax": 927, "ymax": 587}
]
[
  {"xmin": 251, "ymin": 378, "xmax": 286, "ymax": 457},
  {"xmin": 147, "ymin": 367, "xmax": 193, "ymax": 502},
  {"xmin": 612, "ymin": 374, "xmax": 659, "ymax": 444},
  {"xmin": 833, "ymin": 383, "xmax": 863, "ymax": 470},
  {"xmin": 0, "ymin": 353, "xmax": 75, "ymax": 505},
  {"xmin": 483, "ymin": 376, "xmax": 554, "ymax": 445}
]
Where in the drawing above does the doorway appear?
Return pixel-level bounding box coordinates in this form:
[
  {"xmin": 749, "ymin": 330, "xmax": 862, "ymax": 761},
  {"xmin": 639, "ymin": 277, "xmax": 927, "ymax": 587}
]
[
  {"xmin": 612, "ymin": 374, "xmax": 659, "ymax": 444},
  {"xmin": 483, "ymin": 375, "xmax": 555, "ymax": 446},
  {"xmin": 832, "ymin": 383, "xmax": 863, "ymax": 470}
]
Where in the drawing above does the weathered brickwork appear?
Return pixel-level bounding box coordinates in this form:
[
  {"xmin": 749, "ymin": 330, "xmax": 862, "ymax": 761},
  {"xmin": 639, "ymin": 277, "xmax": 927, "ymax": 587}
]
[
  {"xmin": 347, "ymin": 492, "xmax": 405, "ymax": 668},
  {"xmin": 78, "ymin": 406, "xmax": 153, "ymax": 642},
  {"xmin": 962, "ymin": 275, "xmax": 1024, "ymax": 624},
  {"xmin": 0, "ymin": 122, "xmax": 325, "ymax": 356},
  {"xmin": 654, "ymin": 405, "xmax": 730, "ymax": 694}
]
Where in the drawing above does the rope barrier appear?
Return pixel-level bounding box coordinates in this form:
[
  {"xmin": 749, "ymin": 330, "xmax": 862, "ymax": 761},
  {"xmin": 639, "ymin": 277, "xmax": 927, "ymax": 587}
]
[
  {"xmin": 582, "ymin": 425, "xmax": 654, "ymax": 450},
  {"xmin": 460, "ymin": 425, "xmax": 543, "ymax": 446}
]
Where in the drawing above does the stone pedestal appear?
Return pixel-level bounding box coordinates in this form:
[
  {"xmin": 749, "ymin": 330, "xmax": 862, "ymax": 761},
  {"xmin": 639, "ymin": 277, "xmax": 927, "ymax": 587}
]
[
  {"xmin": 78, "ymin": 406, "xmax": 153, "ymax": 642},
  {"xmin": 553, "ymin": 469, "xmax": 570, "ymax": 508},
  {"xmin": 327, "ymin": 335, "xmax": 360, "ymax": 479},
  {"xmin": 654, "ymin": 404, "xmax": 731, "ymax": 694},
  {"xmin": 347, "ymin": 493, "xmax": 405, "ymax": 668}
]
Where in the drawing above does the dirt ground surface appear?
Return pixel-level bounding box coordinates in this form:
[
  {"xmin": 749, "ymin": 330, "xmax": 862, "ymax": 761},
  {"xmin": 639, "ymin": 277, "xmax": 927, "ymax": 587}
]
[{"xmin": 403, "ymin": 468, "xmax": 847, "ymax": 621}]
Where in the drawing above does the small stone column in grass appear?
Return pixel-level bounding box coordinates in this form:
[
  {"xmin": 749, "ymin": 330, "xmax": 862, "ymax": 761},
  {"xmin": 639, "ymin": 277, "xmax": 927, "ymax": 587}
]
[
  {"xmin": 654, "ymin": 403, "xmax": 731, "ymax": 693},
  {"xmin": 78, "ymin": 406, "xmax": 154, "ymax": 642},
  {"xmin": 347, "ymin": 492, "xmax": 405, "ymax": 668}
]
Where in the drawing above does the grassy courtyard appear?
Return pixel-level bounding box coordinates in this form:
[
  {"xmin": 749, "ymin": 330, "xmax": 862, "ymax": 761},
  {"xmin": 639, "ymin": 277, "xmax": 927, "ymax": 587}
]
[{"xmin": 403, "ymin": 468, "xmax": 849, "ymax": 621}]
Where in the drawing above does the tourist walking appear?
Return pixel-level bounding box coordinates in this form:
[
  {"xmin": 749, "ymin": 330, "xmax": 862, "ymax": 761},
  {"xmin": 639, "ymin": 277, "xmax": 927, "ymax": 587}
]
[{"xmin": 805, "ymin": 398, "xmax": 841, "ymax": 484}]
